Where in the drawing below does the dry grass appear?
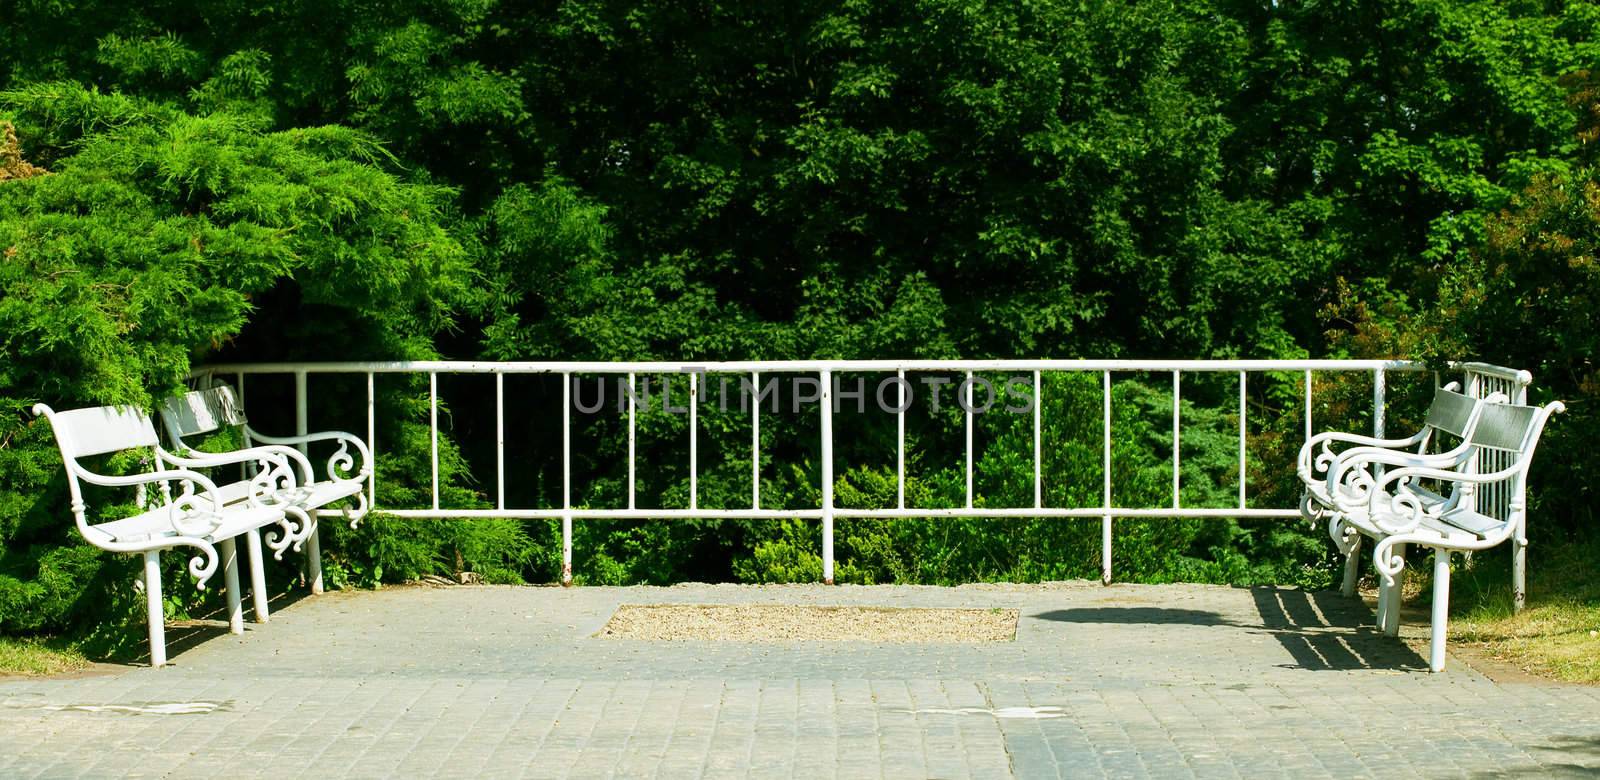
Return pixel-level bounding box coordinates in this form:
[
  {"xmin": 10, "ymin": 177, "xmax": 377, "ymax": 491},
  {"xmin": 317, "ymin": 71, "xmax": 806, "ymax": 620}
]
[
  {"xmin": 1447, "ymin": 537, "xmax": 1600, "ymax": 684},
  {"xmin": 0, "ymin": 637, "xmax": 89, "ymax": 677},
  {"xmin": 1453, "ymin": 602, "xmax": 1600, "ymax": 683},
  {"xmin": 599, "ymin": 604, "xmax": 1019, "ymax": 642}
]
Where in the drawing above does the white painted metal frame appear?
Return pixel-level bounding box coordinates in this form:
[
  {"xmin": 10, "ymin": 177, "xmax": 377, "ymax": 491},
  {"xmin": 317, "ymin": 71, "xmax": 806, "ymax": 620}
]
[
  {"xmin": 159, "ymin": 384, "xmax": 373, "ymax": 603},
  {"xmin": 195, "ymin": 359, "xmax": 1499, "ymax": 588},
  {"xmin": 32, "ymin": 402, "xmax": 300, "ymax": 667},
  {"xmin": 1320, "ymin": 394, "xmax": 1562, "ymax": 670}
]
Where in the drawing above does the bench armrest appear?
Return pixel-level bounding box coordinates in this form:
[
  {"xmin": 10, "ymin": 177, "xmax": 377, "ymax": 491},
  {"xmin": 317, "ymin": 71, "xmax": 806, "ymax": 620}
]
[
  {"xmin": 73, "ymin": 466, "xmax": 228, "ymax": 537},
  {"xmin": 162, "ymin": 443, "xmax": 315, "ymax": 486},
  {"xmin": 1352, "ymin": 463, "xmax": 1524, "ymax": 534},
  {"xmin": 245, "ymin": 428, "xmax": 371, "ymax": 483},
  {"xmin": 1298, "ymin": 430, "xmax": 1427, "ymax": 480},
  {"xmin": 1325, "ymin": 446, "xmax": 1471, "ymax": 495}
]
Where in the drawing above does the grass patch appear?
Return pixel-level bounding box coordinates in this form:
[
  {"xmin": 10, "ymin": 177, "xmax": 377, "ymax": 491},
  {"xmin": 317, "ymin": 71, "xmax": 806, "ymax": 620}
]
[
  {"xmin": 1448, "ymin": 535, "xmax": 1600, "ymax": 684},
  {"xmin": 0, "ymin": 636, "xmax": 90, "ymax": 677}
]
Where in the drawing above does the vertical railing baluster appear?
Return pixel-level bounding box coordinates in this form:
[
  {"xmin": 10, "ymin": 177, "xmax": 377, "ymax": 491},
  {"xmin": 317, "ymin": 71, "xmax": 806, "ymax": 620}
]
[
  {"xmin": 296, "ymin": 369, "xmax": 321, "ymax": 594},
  {"xmin": 238, "ymin": 372, "xmax": 248, "ymax": 485},
  {"xmin": 562, "ymin": 371, "xmax": 572, "ymax": 586},
  {"xmin": 495, "ymin": 371, "xmax": 505, "ymax": 511},
  {"xmin": 1372, "ymin": 368, "xmax": 1386, "ymax": 483},
  {"xmin": 295, "ymin": 371, "xmax": 310, "ymax": 456},
  {"xmin": 1238, "ymin": 370, "xmax": 1246, "ymax": 510},
  {"xmin": 1511, "ymin": 374, "xmax": 1528, "ymax": 613},
  {"xmin": 896, "ymin": 368, "xmax": 906, "ymax": 510},
  {"xmin": 1033, "ymin": 370, "xmax": 1042, "ymax": 510},
  {"xmin": 820, "ymin": 369, "xmax": 834, "ymax": 585},
  {"xmin": 1102, "ymin": 369, "xmax": 1112, "ymax": 586},
  {"xmin": 429, "ymin": 372, "xmax": 439, "ymax": 511},
  {"xmin": 627, "ymin": 372, "xmax": 636, "ymax": 510},
  {"xmin": 1304, "ymin": 369, "xmax": 1313, "ymax": 446},
  {"xmin": 689, "ymin": 373, "xmax": 698, "ymax": 511},
  {"xmin": 751, "ymin": 371, "xmax": 760, "ymax": 510},
  {"xmin": 965, "ymin": 371, "xmax": 974, "ymax": 510},
  {"xmin": 367, "ymin": 371, "xmax": 376, "ymax": 510},
  {"xmin": 1172, "ymin": 370, "xmax": 1181, "ymax": 509}
]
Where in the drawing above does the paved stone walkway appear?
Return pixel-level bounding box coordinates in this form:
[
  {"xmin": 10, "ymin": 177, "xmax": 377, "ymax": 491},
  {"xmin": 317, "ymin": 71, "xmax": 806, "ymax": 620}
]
[{"xmin": 3, "ymin": 582, "xmax": 1599, "ymax": 778}]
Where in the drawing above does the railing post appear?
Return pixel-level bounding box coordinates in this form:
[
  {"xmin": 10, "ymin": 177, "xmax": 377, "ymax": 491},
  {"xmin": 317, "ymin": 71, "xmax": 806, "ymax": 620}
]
[
  {"xmin": 1304, "ymin": 369, "xmax": 1313, "ymax": 446},
  {"xmin": 1512, "ymin": 373, "xmax": 1529, "ymax": 613},
  {"xmin": 628, "ymin": 372, "xmax": 636, "ymax": 510},
  {"xmin": 296, "ymin": 370, "xmax": 323, "ymax": 595},
  {"xmin": 1372, "ymin": 368, "xmax": 1386, "ymax": 482},
  {"xmin": 965, "ymin": 371, "xmax": 974, "ymax": 510},
  {"xmin": 689, "ymin": 372, "xmax": 698, "ymax": 511},
  {"xmin": 1237, "ymin": 370, "xmax": 1246, "ymax": 509},
  {"xmin": 295, "ymin": 371, "xmax": 309, "ymax": 456},
  {"xmin": 1172, "ymin": 370, "xmax": 1181, "ymax": 509},
  {"xmin": 896, "ymin": 368, "xmax": 906, "ymax": 510},
  {"xmin": 429, "ymin": 372, "xmax": 440, "ymax": 511},
  {"xmin": 751, "ymin": 371, "xmax": 760, "ymax": 510},
  {"xmin": 237, "ymin": 372, "xmax": 249, "ymax": 484},
  {"xmin": 495, "ymin": 371, "xmax": 505, "ymax": 510},
  {"xmin": 367, "ymin": 372, "xmax": 376, "ymax": 510},
  {"xmin": 1102, "ymin": 369, "xmax": 1112, "ymax": 586},
  {"xmin": 1033, "ymin": 370, "xmax": 1042, "ymax": 509},
  {"xmin": 821, "ymin": 368, "xmax": 835, "ymax": 585},
  {"xmin": 561, "ymin": 371, "xmax": 573, "ymax": 586}
]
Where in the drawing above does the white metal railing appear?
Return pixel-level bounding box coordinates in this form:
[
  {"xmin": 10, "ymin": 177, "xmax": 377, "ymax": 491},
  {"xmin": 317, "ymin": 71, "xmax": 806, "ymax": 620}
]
[{"xmin": 192, "ymin": 359, "xmax": 1530, "ymax": 586}]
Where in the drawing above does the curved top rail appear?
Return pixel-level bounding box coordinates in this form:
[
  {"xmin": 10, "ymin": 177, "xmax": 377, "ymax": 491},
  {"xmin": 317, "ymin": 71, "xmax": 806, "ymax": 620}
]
[
  {"xmin": 193, "ymin": 358, "xmax": 1431, "ymax": 376},
  {"xmin": 1453, "ymin": 361, "xmax": 1534, "ymax": 387}
]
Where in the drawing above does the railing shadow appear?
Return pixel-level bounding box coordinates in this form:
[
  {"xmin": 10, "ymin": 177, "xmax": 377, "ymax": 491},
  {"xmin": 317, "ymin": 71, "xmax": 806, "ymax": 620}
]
[
  {"xmin": 1470, "ymin": 735, "xmax": 1600, "ymax": 777},
  {"xmin": 1031, "ymin": 587, "xmax": 1430, "ymax": 672},
  {"xmin": 1032, "ymin": 607, "xmax": 1233, "ymax": 626}
]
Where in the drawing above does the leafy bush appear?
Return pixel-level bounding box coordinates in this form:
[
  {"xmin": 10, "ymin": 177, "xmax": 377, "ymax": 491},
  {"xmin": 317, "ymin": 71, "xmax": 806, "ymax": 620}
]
[{"xmin": 0, "ymin": 85, "xmax": 475, "ymax": 638}]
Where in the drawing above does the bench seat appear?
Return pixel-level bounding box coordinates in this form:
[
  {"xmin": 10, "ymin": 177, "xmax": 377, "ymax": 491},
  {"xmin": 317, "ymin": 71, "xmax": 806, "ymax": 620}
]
[{"xmin": 210, "ymin": 476, "xmax": 365, "ymax": 514}]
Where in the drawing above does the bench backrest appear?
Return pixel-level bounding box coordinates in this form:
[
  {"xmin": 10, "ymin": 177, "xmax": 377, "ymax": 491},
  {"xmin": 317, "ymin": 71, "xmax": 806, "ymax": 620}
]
[
  {"xmin": 35, "ymin": 404, "xmax": 160, "ymax": 460},
  {"xmin": 32, "ymin": 403, "xmax": 168, "ymax": 535},
  {"xmin": 1468, "ymin": 402, "xmax": 1546, "ymax": 453},
  {"xmin": 1462, "ymin": 400, "xmax": 1564, "ymax": 522},
  {"xmin": 161, "ymin": 386, "xmax": 248, "ymax": 443},
  {"xmin": 1421, "ymin": 387, "xmax": 1477, "ymax": 438}
]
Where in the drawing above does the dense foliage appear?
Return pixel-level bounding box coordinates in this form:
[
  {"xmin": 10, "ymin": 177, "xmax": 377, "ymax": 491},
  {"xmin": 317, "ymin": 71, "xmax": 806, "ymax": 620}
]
[{"xmin": 1, "ymin": 0, "xmax": 1598, "ymax": 642}]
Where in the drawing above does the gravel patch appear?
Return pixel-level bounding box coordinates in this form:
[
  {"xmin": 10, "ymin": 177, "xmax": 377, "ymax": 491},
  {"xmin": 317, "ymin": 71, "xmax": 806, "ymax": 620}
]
[{"xmin": 597, "ymin": 604, "xmax": 1019, "ymax": 642}]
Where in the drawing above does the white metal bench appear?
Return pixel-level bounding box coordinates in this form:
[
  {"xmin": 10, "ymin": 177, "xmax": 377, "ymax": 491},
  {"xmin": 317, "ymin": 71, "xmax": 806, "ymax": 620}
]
[
  {"xmin": 1298, "ymin": 383, "xmax": 1505, "ymax": 625},
  {"xmin": 32, "ymin": 403, "xmax": 302, "ymax": 666},
  {"xmin": 160, "ymin": 385, "xmax": 372, "ymax": 598},
  {"xmin": 1321, "ymin": 399, "xmax": 1564, "ymax": 671}
]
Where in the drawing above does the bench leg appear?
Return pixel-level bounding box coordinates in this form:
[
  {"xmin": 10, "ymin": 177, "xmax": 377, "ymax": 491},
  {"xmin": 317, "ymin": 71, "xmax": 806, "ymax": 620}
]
[
  {"xmin": 305, "ymin": 520, "xmax": 324, "ymax": 595},
  {"xmin": 1376, "ymin": 569, "xmax": 1390, "ymax": 630},
  {"xmin": 1430, "ymin": 548, "xmax": 1452, "ymax": 672},
  {"xmin": 1512, "ymin": 534, "xmax": 1527, "ymax": 614},
  {"xmin": 1340, "ymin": 534, "xmax": 1363, "ymax": 598},
  {"xmin": 220, "ymin": 537, "xmax": 244, "ymax": 635},
  {"xmin": 1382, "ymin": 543, "xmax": 1406, "ymax": 637},
  {"xmin": 246, "ymin": 529, "xmax": 270, "ymax": 623},
  {"xmin": 144, "ymin": 551, "xmax": 166, "ymax": 668}
]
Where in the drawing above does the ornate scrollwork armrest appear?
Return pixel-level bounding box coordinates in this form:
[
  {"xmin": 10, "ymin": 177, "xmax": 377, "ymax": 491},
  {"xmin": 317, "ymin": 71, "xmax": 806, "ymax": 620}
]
[{"xmin": 244, "ymin": 428, "xmax": 372, "ymax": 484}]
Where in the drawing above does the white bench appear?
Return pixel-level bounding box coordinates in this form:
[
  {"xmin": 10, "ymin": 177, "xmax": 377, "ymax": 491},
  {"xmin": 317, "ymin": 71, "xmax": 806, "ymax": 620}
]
[
  {"xmin": 1317, "ymin": 399, "xmax": 1564, "ymax": 671},
  {"xmin": 1298, "ymin": 384, "xmax": 1504, "ymax": 627},
  {"xmin": 32, "ymin": 403, "xmax": 302, "ymax": 667},
  {"xmin": 160, "ymin": 385, "xmax": 372, "ymax": 599}
]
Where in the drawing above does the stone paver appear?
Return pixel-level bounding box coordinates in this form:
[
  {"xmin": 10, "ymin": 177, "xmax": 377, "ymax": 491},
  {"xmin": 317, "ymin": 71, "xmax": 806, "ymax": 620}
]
[{"xmin": 3, "ymin": 582, "xmax": 1598, "ymax": 778}]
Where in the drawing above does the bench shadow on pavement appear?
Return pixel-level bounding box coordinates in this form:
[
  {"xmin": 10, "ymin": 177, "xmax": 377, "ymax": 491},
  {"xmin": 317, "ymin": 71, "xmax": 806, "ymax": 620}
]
[
  {"xmin": 1474, "ymin": 735, "xmax": 1600, "ymax": 778},
  {"xmin": 1032, "ymin": 587, "xmax": 1429, "ymax": 672},
  {"xmin": 114, "ymin": 587, "xmax": 314, "ymax": 668}
]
